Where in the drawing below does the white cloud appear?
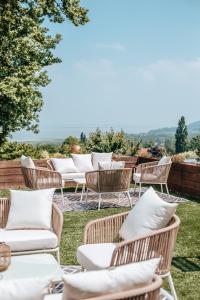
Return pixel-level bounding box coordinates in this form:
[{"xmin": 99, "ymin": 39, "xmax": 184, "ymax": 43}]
[{"xmin": 95, "ymin": 42, "xmax": 126, "ymax": 51}]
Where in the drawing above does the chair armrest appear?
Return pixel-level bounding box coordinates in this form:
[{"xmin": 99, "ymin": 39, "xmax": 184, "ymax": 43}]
[
  {"xmin": 139, "ymin": 164, "xmax": 171, "ymax": 183},
  {"xmin": 34, "ymin": 168, "xmax": 62, "ymax": 189},
  {"xmin": 52, "ymin": 203, "xmax": 63, "ymax": 244},
  {"xmin": 136, "ymin": 161, "xmax": 158, "ymax": 173},
  {"xmin": 84, "ymin": 212, "xmax": 129, "ymax": 244},
  {"xmin": 85, "ymin": 171, "xmax": 99, "ymax": 192},
  {"xmin": 0, "ymin": 198, "xmax": 10, "ymax": 228},
  {"xmin": 110, "ymin": 215, "xmax": 180, "ymax": 275}
]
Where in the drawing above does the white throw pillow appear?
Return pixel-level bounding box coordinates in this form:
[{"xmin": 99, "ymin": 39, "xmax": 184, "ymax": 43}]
[
  {"xmin": 20, "ymin": 155, "xmax": 35, "ymax": 168},
  {"xmin": 111, "ymin": 161, "xmax": 125, "ymax": 169},
  {"xmin": 98, "ymin": 161, "xmax": 125, "ymax": 170},
  {"xmin": 62, "ymin": 258, "xmax": 160, "ymax": 300},
  {"xmin": 92, "ymin": 152, "xmax": 113, "ymax": 170},
  {"xmin": 71, "ymin": 154, "xmax": 93, "ymax": 172},
  {"xmin": 119, "ymin": 186, "xmax": 177, "ymax": 240},
  {"xmin": 6, "ymin": 189, "xmax": 55, "ymax": 230},
  {"xmin": 51, "ymin": 158, "xmax": 78, "ymax": 174},
  {"xmin": 98, "ymin": 161, "xmax": 112, "ymax": 170},
  {"xmin": 0, "ymin": 277, "xmax": 49, "ymax": 300},
  {"xmin": 158, "ymin": 156, "xmax": 172, "ymax": 166}
]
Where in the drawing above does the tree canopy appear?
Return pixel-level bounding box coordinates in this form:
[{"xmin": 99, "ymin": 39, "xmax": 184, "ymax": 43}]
[
  {"xmin": 175, "ymin": 116, "xmax": 188, "ymax": 153},
  {"xmin": 0, "ymin": 1, "xmax": 89, "ymax": 145}
]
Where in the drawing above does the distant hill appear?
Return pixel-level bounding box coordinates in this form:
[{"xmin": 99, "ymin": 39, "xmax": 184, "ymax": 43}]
[{"xmin": 126, "ymin": 120, "xmax": 200, "ymax": 142}]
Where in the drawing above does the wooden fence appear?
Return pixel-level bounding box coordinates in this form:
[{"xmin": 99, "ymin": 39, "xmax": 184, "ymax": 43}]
[
  {"xmin": 0, "ymin": 157, "xmax": 199, "ymax": 198},
  {"xmin": 0, "ymin": 160, "xmax": 47, "ymax": 189}
]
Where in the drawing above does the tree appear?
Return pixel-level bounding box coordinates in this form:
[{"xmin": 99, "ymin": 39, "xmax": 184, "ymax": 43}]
[
  {"xmin": 80, "ymin": 132, "xmax": 86, "ymax": 144},
  {"xmin": 190, "ymin": 135, "xmax": 200, "ymax": 158},
  {"xmin": 175, "ymin": 116, "xmax": 188, "ymax": 153},
  {"xmin": 0, "ymin": 1, "xmax": 89, "ymax": 146}
]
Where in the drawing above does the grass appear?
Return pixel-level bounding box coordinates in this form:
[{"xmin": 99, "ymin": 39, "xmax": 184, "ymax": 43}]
[
  {"xmin": 60, "ymin": 202, "xmax": 200, "ymax": 300},
  {"xmin": 1, "ymin": 189, "xmax": 200, "ymax": 299}
]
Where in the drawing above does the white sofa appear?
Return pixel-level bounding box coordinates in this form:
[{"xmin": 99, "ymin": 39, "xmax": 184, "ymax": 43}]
[{"xmin": 48, "ymin": 152, "xmax": 114, "ymax": 183}]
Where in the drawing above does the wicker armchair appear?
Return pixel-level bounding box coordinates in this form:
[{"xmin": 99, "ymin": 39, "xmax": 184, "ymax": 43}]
[
  {"xmin": 0, "ymin": 197, "xmax": 63, "ymax": 263},
  {"xmin": 80, "ymin": 213, "xmax": 180, "ymax": 300},
  {"xmin": 21, "ymin": 166, "xmax": 64, "ymax": 204},
  {"xmin": 134, "ymin": 160, "xmax": 172, "ymax": 198},
  {"xmin": 85, "ymin": 168, "xmax": 132, "ymax": 210},
  {"xmin": 44, "ymin": 275, "xmax": 162, "ymax": 300}
]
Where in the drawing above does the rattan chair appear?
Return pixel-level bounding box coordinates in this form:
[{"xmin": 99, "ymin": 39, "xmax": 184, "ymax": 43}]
[
  {"xmin": 21, "ymin": 166, "xmax": 64, "ymax": 204},
  {"xmin": 85, "ymin": 168, "xmax": 132, "ymax": 210},
  {"xmin": 133, "ymin": 160, "xmax": 172, "ymax": 198},
  {"xmin": 0, "ymin": 197, "xmax": 63, "ymax": 263},
  {"xmin": 44, "ymin": 275, "xmax": 162, "ymax": 300},
  {"xmin": 80, "ymin": 213, "xmax": 180, "ymax": 300}
]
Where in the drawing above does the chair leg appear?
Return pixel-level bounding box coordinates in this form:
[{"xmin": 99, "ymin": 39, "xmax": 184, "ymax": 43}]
[
  {"xmin": 56, "ymin": 248, "xmax": 60, "ymax": 265},
  {"xmin": 166, "ymin": 272, "xmax": 178, "ymax": 300},
  {"xmin": 139, "ymin": 183, "xmax": 142, "ymax": 198},
  {"xmin": 61, "ymin": 188, "xmax": 64, "ymax": 206},
  {"xmin": 85, "ymin": 188, "xmax": 89, "ymax": 204},
  {"xmin": 75, "ymin": 183, "xmax": 78, "ymax": 193},
  {"xmin": 127, "ymin": 191, "xmax": 132, "ymax": 207},
  {"xmin": 98, "ymin": 193, "xmax": 102, "ymax": 211},
  {"xmin": 165, "ymin": 184, "xmax": 170, "ymax": 195},
  {"xmin": 133, "ymin": 181, "xmax": 137, "ymax": 194},
  {"xmin": 118, "ymin": 193, "xmax": 121, "ymax": 203},
  {"xmin": 80, "ymin": 185, "xmax": 85, "ymax": 202},
  {"xmin": 161, "ymin": 184, "xmax": 163, "ymax": 193}
]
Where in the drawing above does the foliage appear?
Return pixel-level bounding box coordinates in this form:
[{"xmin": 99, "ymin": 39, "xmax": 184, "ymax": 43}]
[
  {"xmin": 175, "ymin": 116, "xmax": 188, "ymax": 153},
  {"xmin": 147, "ymin": 145, "xmax": 166, "ymax": 158},
  {"xmin": 0, "ymin": 1, "xmax": 89, "ymax": 145},
  {"xmin": 164, "ymin": 138, "xmax": 175, "ymax": 155},
  {"xmin": 80, "ymin": 132, "xmax": 87, "ymax": 144},
  {"xmin": 60, "ymin": 135, "xmax": 80, "ymax": 155},
  {"xmin": 171, "ymin": 151, "xmax": 198, "ymax": 163},
  {"xmin": 189, "ymin": 135, "xmax": 200, "ymax": 158},
  {"xmin": 38, "ymin": 143, "xmax": 59, "ymax": 154},
  {"xmin": 0, "ymin": 141, "xmax": 44, "ymax": 160},
  {"xmin": 86, "ymin": 128, "xmax": 130, "ymax": 154}
]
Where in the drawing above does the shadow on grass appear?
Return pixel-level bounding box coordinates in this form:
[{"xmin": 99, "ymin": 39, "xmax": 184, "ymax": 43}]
[{"xmin": 172, "ymin": 257, "xmax": 200, "ymax": 272}]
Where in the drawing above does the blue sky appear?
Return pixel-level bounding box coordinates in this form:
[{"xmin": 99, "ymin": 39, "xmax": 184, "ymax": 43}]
[{"xmin": 14, "ymin": 0, "xmax": 200, "ymax": 140}]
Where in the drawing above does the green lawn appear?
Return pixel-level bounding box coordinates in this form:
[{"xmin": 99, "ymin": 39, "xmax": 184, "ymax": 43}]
[
  {"xmin": 1, "ymin": 189, "xmax": 200, "ymax": 299},
  {"xmin": 60, "ymin": 202, "xmax": 200, "ymax": 300}
]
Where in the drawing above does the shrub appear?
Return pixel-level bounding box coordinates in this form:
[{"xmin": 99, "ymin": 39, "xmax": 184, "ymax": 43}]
[
  {"xmin": 0, "ymin": 141, "xmax": 43, "ymax": 160},
  {"xmin": 171, "ymin": 151, "xmax": 198, "ymax": 163}
]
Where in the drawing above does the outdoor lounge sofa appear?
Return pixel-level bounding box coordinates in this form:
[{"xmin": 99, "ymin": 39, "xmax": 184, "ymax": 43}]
[{"xmin": 0, "ymin": 194, "xmax": 63, "ymax": 263}]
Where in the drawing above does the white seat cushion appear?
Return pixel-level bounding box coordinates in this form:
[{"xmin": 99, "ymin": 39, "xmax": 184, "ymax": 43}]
[
  {"xmin": 51, "ymin": 158, "xmax": 78, "ymax": 173},
  {"xmin": 98, "ymin": 161, "xmax": 125, "ymax": 170},
  {"xmin": 0, "ymin": 229, "xmax": 58, "ymax": 252},
  {"xmin": 77, "ymin": 243, "xmax": 116, "ymax": 270},
  {"xmin": 61, "ymin": 172, "xmax": 85, "ymax": 180},
  {"xmin": 63, "ymin": 258, "xmax": 160, "ymax": 300},
  {"xmin": 158, "ymin": 156, "xmax": 172, "ymax": 166},
  {"xmin": 44, "ymin": 295, "xmax": 62, "ymax": 300},
  {"xmin": 92, "ymin": 152, "xmax": 113, "ymax": 170},
  {"xmin": 6, "ymin": 189, "xmax": 55, "ymax": 230},
  {"xmin": 0, "ymin": 277, "xmax": 50, "ymax": 300},
  {"xmin": 119, "ymin": 186, "xmax": 178, "ymax": 240}
]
